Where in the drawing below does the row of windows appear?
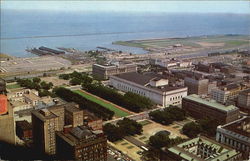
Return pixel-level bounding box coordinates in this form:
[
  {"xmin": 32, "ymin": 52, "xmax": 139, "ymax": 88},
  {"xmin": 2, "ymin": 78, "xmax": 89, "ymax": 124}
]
[
  {"xmin": 169, "ymin": 95, "xmax": 182, "ymax": 101},
  {"xmin": 117, "ymin": 83, "xmax": 146, "ymax": 96}
]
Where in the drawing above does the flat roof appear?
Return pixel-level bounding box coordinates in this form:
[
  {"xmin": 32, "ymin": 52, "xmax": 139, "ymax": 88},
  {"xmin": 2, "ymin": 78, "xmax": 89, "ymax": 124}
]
[
  {"xmin": 112, "ymin": 72, "xmax": 186, "ymax": 92},
  {"xmin": 114, "ymin": 72, "xmax": 154, "ymax": 86},
  {"xmin": 220, "ymin": 116, "xmax": 250, "ymax": 138},
  {"xmin": 240, "ymin": 88, "xmax": 250, "ymax": 95},
  {"xmin": 31, "ymin": 109, "xmax": 58, "ymax": 121},
  {"xmin": 10, "ymin": 101, "xmax": 29, "ymax": 107},
  {"xmin": 168, "ymin": 136, "xmax": 240, "ymax": 161},
  {"xmin": 183, "ymin": 94, "xmax": 238, "ymax": 112},
  {"xmin": 24, "ymin": 92, "xmax": 39, "ymax": 101}
]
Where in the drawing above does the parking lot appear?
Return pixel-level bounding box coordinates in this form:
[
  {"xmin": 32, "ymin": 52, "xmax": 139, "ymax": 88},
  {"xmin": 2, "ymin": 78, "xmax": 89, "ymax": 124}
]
[{"xmin": 0, "ymin": 56, "xmax": 71, "ymax": 73}]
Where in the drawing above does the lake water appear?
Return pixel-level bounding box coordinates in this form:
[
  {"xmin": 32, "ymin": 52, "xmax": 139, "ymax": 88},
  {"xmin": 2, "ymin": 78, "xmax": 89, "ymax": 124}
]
[{"xmin": 1, "ymin": 10, "xmax": 249, "ymax": 57}]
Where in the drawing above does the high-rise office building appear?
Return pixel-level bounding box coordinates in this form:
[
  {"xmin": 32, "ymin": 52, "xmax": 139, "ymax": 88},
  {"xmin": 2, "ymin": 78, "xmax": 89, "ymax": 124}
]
[{"xmin": 31, "ymin": 109, "xmax": 60, "ymax": 155}]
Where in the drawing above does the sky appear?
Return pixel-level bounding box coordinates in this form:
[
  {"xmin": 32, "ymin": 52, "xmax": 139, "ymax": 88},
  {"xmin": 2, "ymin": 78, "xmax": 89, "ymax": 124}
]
[{"xmin": 1, "ymin": 1, "xmax": 250, "ymax": 14}]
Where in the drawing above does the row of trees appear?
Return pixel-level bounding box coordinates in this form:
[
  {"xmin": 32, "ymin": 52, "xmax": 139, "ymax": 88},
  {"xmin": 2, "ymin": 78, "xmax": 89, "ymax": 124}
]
[
  {"xmin": 149, "ymin": 106, "xmax": 186, "ymax": 125},
  {"xmin": 59, "ymin": 71, "xmax": 155, "ymax": 112},
  {"xmin": 17, "ymin": 78, "xmax": 55, "ymax": 97},
  {"xmin": 103, "ymin": 118, "xmax": 143, "ymax": 142},
  {"xmin": 85, "ymin": 83, "xmax": 154, "ymax": 112},
  {"xmin": 182, "ymin": 118, "xmax": 219, "ymax": 138},
  {"xmin": 54, "ymin": 87, "xmax": 114, "ymax": 120}
]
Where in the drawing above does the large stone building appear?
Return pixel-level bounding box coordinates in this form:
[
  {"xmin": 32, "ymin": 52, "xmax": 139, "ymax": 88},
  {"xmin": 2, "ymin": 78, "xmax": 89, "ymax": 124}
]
[
  {"xmin": 56, "ymin": 125, "xmax": 107, "ymax": 160},
  {"xmin": 184, "ymin": 77, "xmax": 209, "ymax": 95},
  {"xmin": 109, "ymin": 72, "xmax": 187, "ymax": 107},
  {"xmin": 48, "ymin": 105, "xmax": 65, "ymax": 131},
  {"xmin": 32, "ymin": 108, "xmax": 60, "ymax": 155},
  {"xmin": 92, "ymin": 62, "xmax": 137, "ymax": 80},
  {"xmin": 216, "ymin": 116, "xmax": 250, "ymax": 159},
  {"xmin": 237, "ymin": 88, "xmax": 250, "ymax": 111},
  {"xmin": 150, "ymin": 58, "xmax": 192, "ymax": 68},
  {"xmin": 182, "ymin": 94, "xmax": 239, "ymax": 124},
  {"xmin": 64, "ymin": 103, "xmax": 83, "ymax": 127},
  {"xmin": 31, "ymin": 103, "xmax": 99, "ymax": 156},
  {"xmin": 162, "ymin": 136, "xmax": 242, "ymax": 161},
  {"xmin": 211, "ymin": 83, "xmax": 245, "ymax": 104}
]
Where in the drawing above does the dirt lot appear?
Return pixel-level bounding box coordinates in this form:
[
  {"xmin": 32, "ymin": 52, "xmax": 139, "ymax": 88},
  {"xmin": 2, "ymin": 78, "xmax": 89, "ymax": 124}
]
[
  {"xmin": 196, "ymin": 42, "xmax": 225, "ymax": 48},
  {"xmin": 141, "ymin": 120, "xmax": 188, "ymax": 139}
]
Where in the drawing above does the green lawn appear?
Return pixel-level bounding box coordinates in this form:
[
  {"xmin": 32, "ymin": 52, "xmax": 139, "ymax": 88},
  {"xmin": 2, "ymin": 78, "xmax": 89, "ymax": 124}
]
[
  {"xmin": 6, "ymin": 84, "xmax": 21, "ymax": 89},
  {"xmin": 73, "ymin": 90, "xmax": 130, "ymax": 117}
]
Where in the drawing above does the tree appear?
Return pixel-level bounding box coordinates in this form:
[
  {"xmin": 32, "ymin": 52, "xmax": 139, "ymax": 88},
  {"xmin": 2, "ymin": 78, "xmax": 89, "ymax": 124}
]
[
  {"xmin": 40, "ymin": 81, "xmax": 52, "ymax": 90},
  {"xmin": 149, "ymin": 106, "xmax": 186, "ymax": 125},
  {"xmin": 69, "ymin": 77, "xmax": 82, "ymax": 85},
  {"xmin": 149, "ymin": 132, "xmax": 171, "ymax": 148},
  {"xmin": 117, "ymin": 118, "xmax": 143, "ymax": 135},
  {"xmin": 59, "ymin": 74, "xmax": 70, "ymax": 80},
  {"xmin": 103, "ymin": 118, "xmax": 143, "ymax": 142},
  {"xmin": 182, "ymin": 122, "xmax": 202, "ymax": 138},
  {"xmin": 103, "ymin": 123, "xmax": 123, "ymax": 142},
  {"xmin": 198, "ymin": 118, "xmax": 218, "ymax": 137},
  {"xmin": 32, "ymin": 77, "xmax": 41, "ymax": 83}
]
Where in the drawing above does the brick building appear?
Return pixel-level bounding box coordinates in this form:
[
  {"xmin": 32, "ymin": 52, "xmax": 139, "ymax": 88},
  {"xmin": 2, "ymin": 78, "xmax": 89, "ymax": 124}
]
[
  {"xmin": 182, "ymin": 94, "xmax": 239, "ymax": 124},
  {"xmin": 56, "ymin": 125, "xmax": 107, "ymax": 160},
  {"xmin": 16, "ymin": 120, "xmax": 32, "ymax": 140}
]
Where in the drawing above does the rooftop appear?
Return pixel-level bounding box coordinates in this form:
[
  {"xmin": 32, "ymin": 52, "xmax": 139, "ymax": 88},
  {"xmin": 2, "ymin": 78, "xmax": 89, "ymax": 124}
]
[
  {"xmin": 31, "ymin": 108, "xmax": 58, "ymax": 121},
  {"xmin": 24, "ymin": 92, "xmax": 39, "ymax": 101},
  {"xmin": 64, "ymin": 103, "xmax": 82, "ymax": 113},
  {"xmin": 168, "ymin": 136, "xmax": 241, "ymax": 161},
  {"xmin": 112, "ymin": 72, "xmax": 186, "ymax": 92},
  {"xmin": 219, "ymin": 116, "xmax": 250, "ymax": 138},
  {"xmin": 56, "ymin": 125, "xmax": 105, "ymax": 146},
  {"xmin": 114, "ymin": 72, "xmax": 154, "ymax": 86},
  {"xmin": 94, "ymin": 62, "xmax": 136, "ymax": 69},
  {"xmin": 10, "ymin": 100, "xmax": 30, "ymax": 108},
  {"xmin": 183, "ymin": 94, "xmax": 238, "ymax": 112},
  {"xmin": 240, "ymin": 88, "xmax": 250, "ymax": 95}
]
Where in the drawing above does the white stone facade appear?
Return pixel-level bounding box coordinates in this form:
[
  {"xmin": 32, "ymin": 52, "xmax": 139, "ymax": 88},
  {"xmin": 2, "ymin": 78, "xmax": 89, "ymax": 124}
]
[{"xmin": 109, "ymin": 76, "xmax": 187, "ymax": 107}]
